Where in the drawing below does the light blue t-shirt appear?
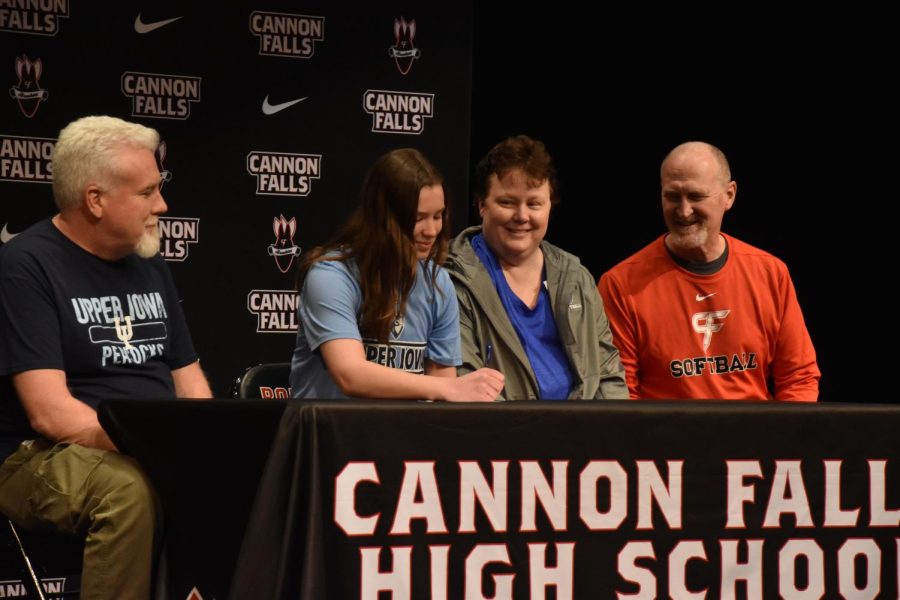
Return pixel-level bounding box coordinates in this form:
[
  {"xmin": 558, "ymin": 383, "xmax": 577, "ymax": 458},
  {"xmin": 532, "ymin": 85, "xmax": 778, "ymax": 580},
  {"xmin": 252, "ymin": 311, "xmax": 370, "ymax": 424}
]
[
  {"xmin": 471, "ymin": 234, "xmax": 573, "ymax": 400},
  {"xmin": 290, "ymin": 257, "xmax": 461, "ymax": 399}
]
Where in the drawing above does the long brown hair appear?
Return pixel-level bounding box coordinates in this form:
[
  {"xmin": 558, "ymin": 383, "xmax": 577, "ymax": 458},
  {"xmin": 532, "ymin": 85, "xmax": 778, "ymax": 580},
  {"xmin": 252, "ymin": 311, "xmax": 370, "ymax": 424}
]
[{"xmin": 296, "ymin": 148, "xmax": 449, "ymax": 341}]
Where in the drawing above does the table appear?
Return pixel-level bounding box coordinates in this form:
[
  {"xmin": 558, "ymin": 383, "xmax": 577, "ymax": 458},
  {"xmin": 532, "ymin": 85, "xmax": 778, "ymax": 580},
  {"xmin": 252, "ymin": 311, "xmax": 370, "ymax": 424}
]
[
  {"xmin": 230, "ymin": 400, "xmax": 900, "ymax": 599},
  {"xmin": 98, "ymin": 398, "xmax": 286, "ymax": 600},
  {"xmin": 99, "ymin": 399, "xmax": 900, "ymax": 599}
]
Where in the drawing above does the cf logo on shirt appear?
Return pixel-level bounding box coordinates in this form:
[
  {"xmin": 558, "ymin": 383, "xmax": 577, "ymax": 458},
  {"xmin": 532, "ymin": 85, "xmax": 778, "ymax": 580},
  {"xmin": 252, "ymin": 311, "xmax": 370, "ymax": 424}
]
[{"xmin": 692, "ymin": 310, "xmax": 730, "ymax": 351}]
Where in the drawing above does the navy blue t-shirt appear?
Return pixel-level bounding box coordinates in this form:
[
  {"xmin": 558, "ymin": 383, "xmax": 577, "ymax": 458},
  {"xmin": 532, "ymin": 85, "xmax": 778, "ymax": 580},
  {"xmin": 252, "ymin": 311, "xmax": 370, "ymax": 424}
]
[{"xmin": 0, "ymin": 219, "xmax": 197, "ymax": 459}]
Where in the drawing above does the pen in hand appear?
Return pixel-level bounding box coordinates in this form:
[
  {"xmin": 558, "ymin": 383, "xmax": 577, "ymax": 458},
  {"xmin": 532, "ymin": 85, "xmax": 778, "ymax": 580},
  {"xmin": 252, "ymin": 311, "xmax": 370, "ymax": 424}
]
[{"xmin": 484, "ymin": 342, "xmax": 505, "ymax": 401}]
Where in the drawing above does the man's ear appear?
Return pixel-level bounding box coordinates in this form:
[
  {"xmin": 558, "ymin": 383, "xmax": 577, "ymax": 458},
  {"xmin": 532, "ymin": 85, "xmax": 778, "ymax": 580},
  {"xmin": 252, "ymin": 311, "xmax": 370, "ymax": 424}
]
[
  {"xmin": 724, "ymin": 181, "xmax": 737, "ymax": 211},
  {"xmin": 84, "ymin": 184, "xmax": 104, "ymax": 218}
]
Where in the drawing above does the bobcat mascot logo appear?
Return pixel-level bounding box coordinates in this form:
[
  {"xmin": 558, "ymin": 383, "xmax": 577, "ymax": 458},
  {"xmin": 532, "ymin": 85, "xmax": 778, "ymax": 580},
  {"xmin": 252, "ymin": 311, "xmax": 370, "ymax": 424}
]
[
  {"xmin": 388, "ymin": 17, "xmax": 421, "ymax": 75},
  {"xmin": 267, "ymin": 215, "xmax": 301, "ymax": 274},
  {"xmin": 156, "ymin": 140, "xmax": 173, "ymax": 189},
  {"xmin": 10, "ymin": 55, "xmax": 49, "ymax": 118}
]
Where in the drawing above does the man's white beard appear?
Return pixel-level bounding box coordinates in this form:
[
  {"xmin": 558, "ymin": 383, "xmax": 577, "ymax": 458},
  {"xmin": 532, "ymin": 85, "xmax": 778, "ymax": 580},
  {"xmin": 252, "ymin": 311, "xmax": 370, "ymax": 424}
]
[
  {"xmin": 135, "ymin": 226, "xmax": 160, "ymax": 258},
  {"xmin": 669, "ymin": 227, "xmax": 708, "ymax": 253}
]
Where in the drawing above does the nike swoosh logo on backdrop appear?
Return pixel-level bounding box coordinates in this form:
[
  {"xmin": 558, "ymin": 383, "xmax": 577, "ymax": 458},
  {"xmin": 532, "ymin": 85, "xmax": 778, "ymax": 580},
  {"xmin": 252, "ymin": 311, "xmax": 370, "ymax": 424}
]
[
  {"xmin": 1, "ymin": 223, "xmax": 20, "ymax": 244},
  {"xmin": 134, "ymin": 14, "xmax": 183, "ymax": 34},
  {"xmin": 695, "ymin": 292, "xmax": 717, "ymax": 301},
  {"xmin": 262, "ymin": 95, "xmax": 308, "ymax": 115}
]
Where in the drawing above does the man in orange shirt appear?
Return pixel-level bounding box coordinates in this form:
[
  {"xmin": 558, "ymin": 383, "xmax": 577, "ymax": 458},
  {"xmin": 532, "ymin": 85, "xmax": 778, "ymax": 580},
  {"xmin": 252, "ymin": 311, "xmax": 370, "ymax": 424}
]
[{"xmin": 598, "ymin": 142, "xmax": 819, "ymax": 401}]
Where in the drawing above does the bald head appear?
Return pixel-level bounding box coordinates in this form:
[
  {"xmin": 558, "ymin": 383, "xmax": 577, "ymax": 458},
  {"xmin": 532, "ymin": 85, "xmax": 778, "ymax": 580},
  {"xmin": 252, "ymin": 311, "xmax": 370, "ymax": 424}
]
[
  {"xmin": 659, "ymin": 141, "xmax": 737, "ymax": 262},
  {"xmin": 661, "ymin": 141, "xmax": 731, "ymax": 185}
]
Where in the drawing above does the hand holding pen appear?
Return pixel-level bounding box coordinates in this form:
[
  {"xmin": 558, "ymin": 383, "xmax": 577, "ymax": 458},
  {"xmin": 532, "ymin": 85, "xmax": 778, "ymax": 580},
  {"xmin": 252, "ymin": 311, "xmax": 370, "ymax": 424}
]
[
  {"xmin": 448, "ymin": 367, "xmax": 503, "ymax": 402},
  {"xmin": 482, "ymin": 341, "xmax": 505, "ymax": 401}
]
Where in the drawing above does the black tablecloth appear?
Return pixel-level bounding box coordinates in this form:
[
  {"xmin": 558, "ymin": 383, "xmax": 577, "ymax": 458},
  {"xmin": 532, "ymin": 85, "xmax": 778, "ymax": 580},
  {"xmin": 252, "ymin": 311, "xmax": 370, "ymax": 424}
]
[
  {"xmin": 231, "ymin": 400, "xmax": 900, "ymax": 599},
  {"xmin": 98, "ymin": 398, "xmax": 287, "ymax": 600}
]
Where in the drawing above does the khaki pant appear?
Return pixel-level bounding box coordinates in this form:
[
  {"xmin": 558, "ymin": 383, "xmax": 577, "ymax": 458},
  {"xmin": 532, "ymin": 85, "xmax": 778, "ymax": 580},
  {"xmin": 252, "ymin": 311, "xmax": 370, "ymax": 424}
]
[{"xmin": 0, "ymin": 439, "xmax": 157, "ymax": 600}]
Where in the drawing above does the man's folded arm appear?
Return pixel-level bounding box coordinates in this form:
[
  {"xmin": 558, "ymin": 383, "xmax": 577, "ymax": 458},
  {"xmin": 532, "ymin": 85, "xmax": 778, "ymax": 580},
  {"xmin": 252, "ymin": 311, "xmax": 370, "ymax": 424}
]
[
  {"xmin": 12, "ymin": 368, "xmax": 116, "ymax": 451},
  {"xmin": 172, "ymin": 360, "xmax": 213, "ymax": 398}
]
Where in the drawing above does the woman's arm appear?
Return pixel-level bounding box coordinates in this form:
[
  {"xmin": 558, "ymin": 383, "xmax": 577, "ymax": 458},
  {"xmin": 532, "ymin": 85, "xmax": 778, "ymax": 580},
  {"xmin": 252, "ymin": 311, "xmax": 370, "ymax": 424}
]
[{"xmin": 320, "ymin": 339, "xmax": 503, "ymax": 402}]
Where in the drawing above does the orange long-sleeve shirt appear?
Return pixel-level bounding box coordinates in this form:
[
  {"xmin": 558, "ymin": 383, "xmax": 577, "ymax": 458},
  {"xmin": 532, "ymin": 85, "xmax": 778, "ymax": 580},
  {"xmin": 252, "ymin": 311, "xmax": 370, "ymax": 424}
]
[{"xmin": 598, "ymin": 234, "xmax": 819, "ymax": 401}]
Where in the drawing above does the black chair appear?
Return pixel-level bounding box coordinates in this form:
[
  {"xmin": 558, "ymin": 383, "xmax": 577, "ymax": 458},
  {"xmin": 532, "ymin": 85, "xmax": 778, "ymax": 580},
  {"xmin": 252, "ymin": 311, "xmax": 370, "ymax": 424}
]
[
  {"xmin": 1, "ymin": 516, "xmax": 82, "ymax": 599},
  {"xmin": 2, "ymin": 518, "xmax": 45, "ymax": 599},
  {"xmin": 1, "ymin": 376, "xmax": 82, "ymax": 598},
  {"xmin": 229, "ymin": 363, "xmax": 292, "ymax": 399}
]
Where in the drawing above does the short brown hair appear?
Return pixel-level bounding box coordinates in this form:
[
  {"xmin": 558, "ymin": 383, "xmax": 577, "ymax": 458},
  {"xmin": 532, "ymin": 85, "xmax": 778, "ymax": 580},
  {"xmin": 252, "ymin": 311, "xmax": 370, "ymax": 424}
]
[{"xmin": 472, "ymin": 135, "xmax": 560, "ymax": 206}]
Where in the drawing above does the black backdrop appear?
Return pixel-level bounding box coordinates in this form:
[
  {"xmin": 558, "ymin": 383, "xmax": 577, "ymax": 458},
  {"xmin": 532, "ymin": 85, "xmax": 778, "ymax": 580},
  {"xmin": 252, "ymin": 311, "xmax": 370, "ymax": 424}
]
[
  {"xmin": 471, "ymin": 8, "xmax": 896, "ymax": 403},
  {"xmin": 2, "ymin": 5, "xmax": 895, "ymax": 401},
  {"xmin": 1, "ymin": 1, "xmax": 474, "ymax": 394}
]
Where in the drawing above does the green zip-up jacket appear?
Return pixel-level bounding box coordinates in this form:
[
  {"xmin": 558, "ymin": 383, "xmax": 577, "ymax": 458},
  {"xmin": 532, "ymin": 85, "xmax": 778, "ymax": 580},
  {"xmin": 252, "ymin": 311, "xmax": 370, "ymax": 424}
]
[{"xmin": 445, "ymin": 226, "xmax": 628, "ymax": 400}]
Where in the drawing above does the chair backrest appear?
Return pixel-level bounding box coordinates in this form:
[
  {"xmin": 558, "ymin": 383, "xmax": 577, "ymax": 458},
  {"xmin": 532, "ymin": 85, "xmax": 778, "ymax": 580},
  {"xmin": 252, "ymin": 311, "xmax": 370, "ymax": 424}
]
[
  {"xmin": 1, "ymin": 386, "xmax": 82, "ymax": 598},
  {"xmin": 230, "ymin": 363, "xmax": 292, "ymax": 399},
  {"xmin": 1, "ymin": 516, "xmax": 83, "ymax": 598}
]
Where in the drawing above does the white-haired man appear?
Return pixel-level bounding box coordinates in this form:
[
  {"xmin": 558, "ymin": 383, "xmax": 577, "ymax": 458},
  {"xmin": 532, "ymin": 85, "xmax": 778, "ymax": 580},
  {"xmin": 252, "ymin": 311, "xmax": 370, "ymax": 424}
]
[{"xmin": 0, "ymin": 115, "xmax": 212, "ymax": 599}]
